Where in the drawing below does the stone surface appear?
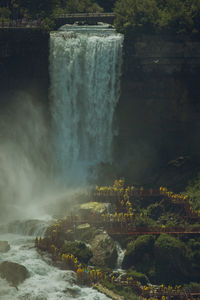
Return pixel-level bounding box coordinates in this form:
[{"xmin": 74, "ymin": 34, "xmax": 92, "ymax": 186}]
[
  {"xmin": 0, "ymin": 261, "xmax": 29, "ymax": 287},
  {"xmin": 90, "ymin": 232, "xmax": 117, "ymax": 268},
  {"xmin": 0, "ymin": 241, "xmax": 10, "ymax": 253},
  {"xmin": 115, "ymin": 33, "xmax": 200, "ymax": 185},
  {"xmin": 79, "ymin": 202, "xmax": 107, "ymax": 214}
]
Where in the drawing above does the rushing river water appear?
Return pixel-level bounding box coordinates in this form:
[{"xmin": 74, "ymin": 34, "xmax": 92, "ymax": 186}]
[
  {"xmin": 50, "ymin": 24, "xmax": 123, "ymax": 182},
  {"xmin": 0, "ymin": 220, "xmax": 109, "ymax": 300},
  {"xmin": 0, "ymin": 23, "xmax": 123, "ymax": 298}
]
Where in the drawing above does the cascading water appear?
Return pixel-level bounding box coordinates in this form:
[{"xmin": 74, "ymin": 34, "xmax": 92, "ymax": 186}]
[
  {"xmin": 0, "ymin": 23, "xmax": 123, "ymax": 300},
  {"xmin": 49, "ymin": 24, "xmax": 123, "ymax": 182}
]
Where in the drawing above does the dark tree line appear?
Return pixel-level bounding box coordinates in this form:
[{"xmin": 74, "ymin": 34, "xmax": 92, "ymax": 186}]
[
  {"xmin": 114, "ymin": 0, "xmax": 200, "ymax": 35},
  {"xmin": 1, "ymin": 0, "xmax": 200, "ymax": 34}
]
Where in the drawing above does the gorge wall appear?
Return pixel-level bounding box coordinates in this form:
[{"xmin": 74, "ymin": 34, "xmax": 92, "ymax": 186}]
[
  {"xmin": 0, "ymin": 29, "xmax": 49, "ymax": 105},
  {"xmin": 0, "ymin": 30, "xmax": 200, "ymax": 187},
  {"xmin": 115, "ymin": 34, "xmax": 200, "ymax": 186}
]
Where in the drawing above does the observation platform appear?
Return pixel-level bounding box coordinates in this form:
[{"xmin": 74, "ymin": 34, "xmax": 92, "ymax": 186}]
[{"xmin": 55, "ymin": 13, "xmax": 116, "ymax": 28}]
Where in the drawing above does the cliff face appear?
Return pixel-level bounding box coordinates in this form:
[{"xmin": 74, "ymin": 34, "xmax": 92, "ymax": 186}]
[
  {"xmin": 115, "ymin": 34, "xmax": 200, "ymax": 184},
  {"xmin": 0, "ymin": 30, "xmax": 199, "ymax": 186},
  {"xmin": 0, "ymin": 29, "xmax": 49, "ymax": 104}
]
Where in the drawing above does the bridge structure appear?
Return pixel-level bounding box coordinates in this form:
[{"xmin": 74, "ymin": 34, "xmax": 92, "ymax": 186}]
[{"xmin": 54, "ymin": 12, "xmax": 116, "ymax": 29}]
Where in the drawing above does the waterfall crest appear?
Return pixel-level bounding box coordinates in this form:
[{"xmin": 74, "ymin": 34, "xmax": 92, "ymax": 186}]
[{"xmin": 49, "ymin": 24, "xmax": 123, "ymax": 183}]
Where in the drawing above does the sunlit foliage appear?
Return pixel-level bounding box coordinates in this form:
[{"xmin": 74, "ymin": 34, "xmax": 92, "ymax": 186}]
[{"xmin": 114, "ymin": 0, "xmax": 200, "ymax": 34}]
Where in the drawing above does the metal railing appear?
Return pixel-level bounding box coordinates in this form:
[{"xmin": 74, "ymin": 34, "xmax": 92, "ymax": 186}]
[{"xmin": 0, "ymin": 19, "xmax": 43, "ymax": 28}]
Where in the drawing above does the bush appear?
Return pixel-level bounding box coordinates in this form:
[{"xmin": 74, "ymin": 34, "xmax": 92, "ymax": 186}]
[
  {"xmin": 0, "ymin": 7, "xmax": 11, "ymax": 21},
  {"xmin": 100, "ymin": 280, "xmax": 139, "ymax": 299},
  {"xmin": 122, "ymin": 235, "xmax": 155, "ymax": 272},
  {"xmin": 127, "ymin": 268, "xmax": 149, "ymax": 285},
  {"xmin": 154, "ymin": 234, "xmax": 190, "ymax": 284},
  {"xmin": 185, "ymin": 173, "xmax": 200, "ymax": 210},
  {"xmin": 61, "ymin": 241, "xmax": 93, "ymax": 264},
  {"xmin": 65, "ymin": 0, "xmax": 103, "ymax": 13},
  {"xmin": 114, "ymin": 0, "xmax": 160, "ymax": 34},
  {"xmin": 114, "ymin": 0, "xmax": 200, "ymax": 35},
  {"xmin": 134, "ymin": 215, "xmax": 156, "ymax": 228},
  {"xmin": 147, "ymin": 203, "xmax": 164, "ymax": 220}
]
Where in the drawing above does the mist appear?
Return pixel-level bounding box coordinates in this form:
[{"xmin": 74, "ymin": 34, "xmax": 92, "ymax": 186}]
[{"xmin": 0, "ymin": 91, "xmax": 60, "ymax": 222}]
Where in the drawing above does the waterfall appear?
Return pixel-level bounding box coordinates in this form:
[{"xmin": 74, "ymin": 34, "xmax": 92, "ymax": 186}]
[
  {"xmin": 49, "ymin": 24, "xmax": 123, "ymax": 183},
  {"xmin": 115, "ymin": 242, "xmax": 125, "ymax": 270}
]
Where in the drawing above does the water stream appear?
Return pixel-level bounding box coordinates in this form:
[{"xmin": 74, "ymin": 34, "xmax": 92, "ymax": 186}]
[
  {"xmin": 0, "ymin": 220, "xmax": 109, "ymax": 300},
  {"xmin": 50, "ymin": 24, "xmax": 123, "ymax": 183},
  {"xmin": 0, "ymin": 23, "xmax": 123, "ymax": 299}
]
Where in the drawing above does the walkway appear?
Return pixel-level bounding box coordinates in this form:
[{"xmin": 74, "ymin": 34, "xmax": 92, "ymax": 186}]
[{"xmin": 55, "ymin": 12, "xmax": 116, "ymax": 27}]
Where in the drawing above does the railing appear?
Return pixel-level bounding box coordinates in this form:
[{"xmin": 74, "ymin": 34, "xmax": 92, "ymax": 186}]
[
  {"xmin": 0, "ymin": 19, "xmax": 43, "ymax": 28},
  {"xmin": 56, "ymin": 13, "xmax": 116, "ymax": 19}
]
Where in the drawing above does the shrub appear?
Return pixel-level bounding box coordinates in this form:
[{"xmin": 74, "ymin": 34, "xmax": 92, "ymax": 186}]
[
  {"xmin": 154, "ymin": 234, "xmax": 190, "ymax": 284},
  {"xmin": 61, "ymin": 241, "xmax": 93, "ymax": 264},
  {"xmin": 122, "ymin": 235, "xmax": 155, "ymax": 272},
  {"xmin": 127, "ymin": 268, "xmax": 149, "ymax": 285}
]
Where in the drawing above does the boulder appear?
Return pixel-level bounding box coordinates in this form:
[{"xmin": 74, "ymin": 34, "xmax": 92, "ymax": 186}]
[
  {"xmin": 0, "ymin": 261, "xmax": 29, "ymax": 287},
  {"xmin": 0, "ymin": 241, "xmax": 10, "ymax": 253},
  {"xmin": 90, "ymin": 232, "xmax": 117, "ymax": 268},
  {"xmin": 79, "ymin": 202, "xmax": 107, "ymax": 215}
]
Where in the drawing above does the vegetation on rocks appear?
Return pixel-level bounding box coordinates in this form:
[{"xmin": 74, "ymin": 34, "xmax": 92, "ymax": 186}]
[
  {"xmin": 1, "ymin": 0, "xmax": 200, "ymax": 35},
  {"xmin": 35, "ymin": 178, "xmax": 200, "ymax": 298},
  {"xmin": 114, "ymin": 0, "xmax": 200, "ymax": 35},
  {"xmin": 61, "ymin": 241, "xmax": 93, "ymax": 264}
]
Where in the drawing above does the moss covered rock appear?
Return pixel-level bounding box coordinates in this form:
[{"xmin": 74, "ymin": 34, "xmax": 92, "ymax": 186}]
[
  {"xmin": 90, "ymin": 232, "xmax": 117, "ymax": 268},
  {"xmin": 61, "ymin": 241, "xmax": 93, "ymax": 264},
  {"xmin": 122, "ymin": 235, "xmax": 155, "ymax": 273}
]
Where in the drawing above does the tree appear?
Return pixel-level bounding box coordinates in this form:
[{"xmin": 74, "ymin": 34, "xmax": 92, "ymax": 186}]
[
  {"xmin": 154, "ymin": 234, "xmax": 190, "ymax": 284},
  {"xmin": 95, "ymin": 0, "xmax": 117, "ymax": 12},
  {"xmin": 114, "ymin": 0, "xmax": 159, "ymax": 33},
  {"xmin": 0, "ymin": 7, "xmax": 11, "ymax": 21},
  {"xmin": 65, "ymin": 0, "xmax": 103, "ymax": 13},
  {"xmin": 122, "ymin": 235, "xmax": 155, "ymax": 274}
]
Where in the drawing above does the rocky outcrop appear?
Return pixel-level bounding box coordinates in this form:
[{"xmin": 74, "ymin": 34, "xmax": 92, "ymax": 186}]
[
  {"xmin": 90, "ymin": 232, "xmax": 117, "ymax": 268},
  {"xmin": 0, "ymin": 261, "xmax": 29, "ymax": 287},
  {"xmin": 79, "ymin": 202, "xmax": 107, "ymax": 215},
  {"xmin": 115, "ymin": 34, "xmax": 200, "ymax": 185},
  {"xmin": 0, "ymin": 241, "xmax": 10, "ymax": 253}
]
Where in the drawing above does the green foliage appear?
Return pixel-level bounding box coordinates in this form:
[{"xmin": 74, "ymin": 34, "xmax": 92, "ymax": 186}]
[
  {"xmin": 3, "ymin": 0, "xmax": 104, "ymax": 26},
  {"xmin": 147, "ymin": 202, "xmax": 164, "ymax": 220},
  {"xmin": 42, "ymin": 17, "xmax": 55, "ymax": 31},
  {"xmin": 64, "ymin": 0, "xmax": 103, "ymax": 13},
  {"xmin": 187, "ymin": 282, "xmax": 200, "ymax": 290},
  {"xmin": 134, "ymin": 215, "xmax": 156, "ymax": 228},
  {"xmin": 114, "ymin": 0, "xmax": 159, "ymax": 34},
  {"xmin": 61, "ymin": 241, "xmax": 93, "ymax": 264},
  {"xmin": 154, "ymin": 234, "xmax": 190, "ymax": 284},
  {"xmin": 123, "ymin": 235, "xmax": 155, "ymax": 272},
  {"xmin": 127, "ymin": 268, "xmax": 149, "ymax": 285},
  {"xmin": 114, "ymin": 0, "xmax": 200, "ymax": 35},
  {"xmin": 100, "ymin": 280, "xmax": 139, "ymax": 299},
  {"xmin": 78, "ymin": 227, "xmax": 98, "ymax": 243},
  {"xmin": 185, "ymin": 173, "xmax": 200, "ymax": 210},
  {"xmin": 0, "ymin": 7, "xmax": 11, "ymax": 21},
  {"xmin": 95, "ymin": 0, "xmax": 117, "ymax": 12}
]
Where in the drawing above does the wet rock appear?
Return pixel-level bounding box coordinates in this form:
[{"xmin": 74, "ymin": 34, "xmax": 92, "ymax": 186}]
[
  {"xmin": 0, "ymin": 261, "xmax": 29, "ymax": 287},
  {"xmin": 0, "ymin": 241, "xmax": 10, "ymax": 253},
  {"xmin": 79, "ymin": 202, "xmax": 107, "ymax": 215},
  {"xmin": 90, "ymin": 232, "xmax": 117, "ymax": 268}
]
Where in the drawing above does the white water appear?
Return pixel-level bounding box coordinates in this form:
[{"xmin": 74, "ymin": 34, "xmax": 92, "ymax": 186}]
[
  {"xmin": 0, "ymin": 221, "xmax": 109, "ymax": 300},
  {"xmin": 115, "ymin": 242, "xmax": 125, "ymax": 270},
  {"xmin": 50, "ymin": 24, "xmax": 123, "ymax": 182},
  {"xmin": 0, "ymin": 24, "xmax": 123, "ymax": 298}
]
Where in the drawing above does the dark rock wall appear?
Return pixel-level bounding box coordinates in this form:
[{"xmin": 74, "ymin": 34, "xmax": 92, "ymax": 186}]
[
  {"xmin": 0, "ymin": 30, "xmax": 199, "ymax": 185},
  {"xmin": 115, "ymin": 34, "xmax": 200, "ymax": 184},
  {"xmin": 0, "ymin": 29, "xmax": 49, "ymax": 105}
]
